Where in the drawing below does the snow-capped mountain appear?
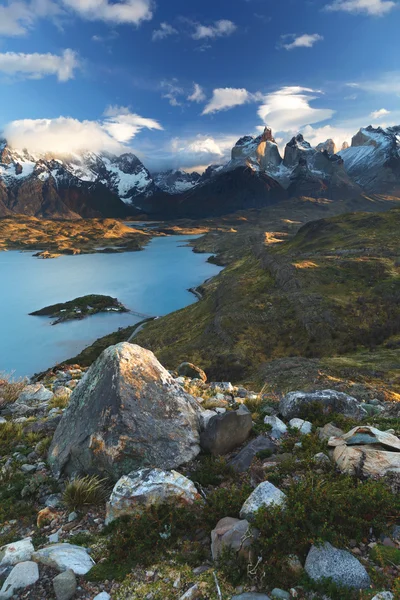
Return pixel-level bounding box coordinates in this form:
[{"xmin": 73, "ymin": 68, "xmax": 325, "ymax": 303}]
[
  {"xmin": 339, "ymin": 126, "xmax": 400, "ymax": 193},
  {"xmin": 153, "ymin": 169, "xmax": 201, "ymax": 194}
]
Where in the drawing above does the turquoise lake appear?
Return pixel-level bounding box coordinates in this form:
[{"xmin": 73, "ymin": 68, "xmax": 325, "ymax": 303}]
[{"xmin": 0, "ymin": 235, "xmax": 222, "ymax": 377}]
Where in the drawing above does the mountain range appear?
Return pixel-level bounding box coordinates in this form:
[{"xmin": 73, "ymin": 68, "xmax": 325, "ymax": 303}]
[{"xmin": 0, "ymin": 124, "xmax": 399, "ymax": 220}]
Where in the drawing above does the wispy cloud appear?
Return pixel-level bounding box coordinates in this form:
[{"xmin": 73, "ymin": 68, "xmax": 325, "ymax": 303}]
[
  {"xmin": 202, "ymin": 87, "xmax": 260, "ymax": 115},
  {"xmin": 280, "ymin": 33, "xmax": 323, "ymax": 50},
  {"xmin": 0, "ymin": 49, "xmax": 79, "ymax": 81},
  {"xmin": 152, "ymin": 22, "xmax": 178, "ymax": 41},
  {"xmin": 188, "ymin": 83, "xmax": 206, "ymax": 103},
  {"xmin": 192, "ymin": 19, "xmax": 237, "ymax": 40},
  {"xmin": 161, "ymin": 79, "xmax": 184, "ymax": 106},
  {"xmin": 370, "ymin": 108, "xmax": 390, "ymax": 119},
  {"xmin": 347, "ymin": 72, "xmax": 400, "ymax": 94},
  {"xmin": 325, "ymin": 0, "xmax": 396, "ymax": 16}
]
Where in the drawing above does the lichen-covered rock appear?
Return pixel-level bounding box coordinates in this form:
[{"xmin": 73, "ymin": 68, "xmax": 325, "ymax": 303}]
[
  {"xmin": 32, "ymin": 543, "xmax": 94, "ymax": 575},
  {"xmin": 0, "ymin": 561, "xmax": 39, "ymax": 599},
  {"xmin": 211, "ymin": 517, "xmax": 257, "ymax": 560},
  {"xmin": 48, "ymin": 343, "xmax": 202, "ymax": 479},
  {"xmin": 105, "ymin": 468, "xmax": 200, "ymax": 524},
  {"xmin": 239, "ymin": 481, "xmax": 286, "ymax": 521},
  {"xmin": 177, "ymin": 362, "xmax": 207, "ymax": 382},
  {"xmin": 200, "ymin": 405, "xmax": 252, "ymax": 456},
  {"xmin": 0, "ymin": 538, "xmax": 34, "ymax": 567},
  {"xmin": 305, "ymin": 542, "xmax": 371, "ymax": 589},
  {"xmin": 16, "ymin": 383, "xmax": 53, "ymax": 404},
  {"xmin": 289, "ymin": 418, "xmax": 312, "ymax": 434},
  {"xmin": 280, "ymin": 389, "xmax": 367, "ymax": 421},
  {"xmin": 263, "ymin": 416, "xmax": 287, "ymax": 438}
]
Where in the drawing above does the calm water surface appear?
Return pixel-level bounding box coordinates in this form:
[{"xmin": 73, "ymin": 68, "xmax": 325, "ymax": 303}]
[{"xmin": 0, "ymin": 235, "xmax": 222, "ymax": 377}]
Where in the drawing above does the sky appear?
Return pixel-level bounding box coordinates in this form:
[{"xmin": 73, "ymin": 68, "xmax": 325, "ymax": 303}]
[{"xmin": 0, "ymin": 0, "xmax": 399, "ymax": 172}]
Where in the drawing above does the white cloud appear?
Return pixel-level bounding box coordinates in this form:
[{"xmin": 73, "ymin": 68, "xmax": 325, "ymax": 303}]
[
  {"xmin": 257, "ymin": 86, "xmax": 334, "ymax": 132},
  {"xmin": 187, "ymin": 83, "xmax": 206, "ymax": 103},
  {"xmin": 281, "ymin": 33, "xmax": 323, "ymax": 50},
  {"xmin": 326, "ymin": 0, "xmax": 396, "ymax": 16},
  {"xmin": 152, "ymin": 22, "xmax": 178, "ymax": 41},
  {"xmin": 370, "ymin": 108, "xmax": 390, "ymax": 119},
  {"xmin": 202, "ymin": 88, "xmax": 257, "ymax": 115},
  {"xmin": 0, "ymin": 49, "xmax": 79, "ymax": 81},
  {"xmin": 348, "ymin": 72, "xmax": 400, "ymax": 94},
  {"xmin": 167, "ymin": 134, "xmax": 238, "ymax": 169},
  {"xmin": 161, "ymin": 79, "xmax": 184, "ymax": 107},
  {"xmin": 3, "ymin": 107, "xmax": 163, "ymax": 154},
  {"xmin": 62, "ymin": 0, "xmax": 153, "ymax": 24},
  {"xmin": 0, "ymin": 0, "xmax": 61, "ymax": 36},
  {"xmin": 192, "ymin": 19, "xmax": 237, "ymax": 40}
]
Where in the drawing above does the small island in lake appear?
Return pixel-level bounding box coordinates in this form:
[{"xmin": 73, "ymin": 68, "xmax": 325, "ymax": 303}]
[{"xmin": 30, "ymin": 294, "xmax": 128, "ymax": 325}]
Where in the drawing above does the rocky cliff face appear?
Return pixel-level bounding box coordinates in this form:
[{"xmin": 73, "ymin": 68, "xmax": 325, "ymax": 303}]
[
  {"xmin": 153, "ymin": 169, "xmax": 201, "ymax": 194},
  {"xmin": 339, "ymin": 126, "xmax": 400, "ymax": 193},
  {"xmin": 230, "ymin": 127, "xmax": 282, "ymax": 174}
]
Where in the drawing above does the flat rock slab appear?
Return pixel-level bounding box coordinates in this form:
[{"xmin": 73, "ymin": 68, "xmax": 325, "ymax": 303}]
[
  {"xmin": 0, "ymin": 538, "xmax": 34, "ymax": 567},
  {"xmin": 240, "ymin": 481, "xmax": 286, "ymax": 521},
  {"xmin": 32, "ymin": 543, "xmax": 94, "ymax": 575},
  {"xmin": 229, "ymin": 436, "xmax": 277, "ymax": 473},
  {"xmin": 16, "ymin": 383, "xmax": 53, "ymax": 404},
  {"xmin": 0, "ymin": 561, "xmax": 39, "ymax": 599},
  {"xmin": 200, "ymin": 405, "xmax": 252, "ymax": 455},
  {"xmin": 48, "ymin": 343, "xmax": 202, "ymax": 479},
  {"xmin": 106, "ymin": 468, "xmax": 200, "ymax": 524},
  {"xmin": 280, "ymin": 389, "xmax": 367, "ymax": 421},
  {"xmin": 305, "ymin": 542, "xmax": 371, "ymax": 589}
]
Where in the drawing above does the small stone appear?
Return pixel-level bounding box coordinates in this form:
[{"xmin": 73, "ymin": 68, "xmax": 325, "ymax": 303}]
[
  {"xmin": 192, "ymin": 565, "xmax": 211, "ymax": 575},
  {"xmin": 0, "ymin": 561, "xmax": 39, "ymax": 599},
  {"xmin": 179, "ymin": 583, "xmax": 201, "ymax": 599},
  {"xmin": 93, "ymin": 594, "xmax": 111, "ymax": 600},
  {"xmin": 313, "ymin": 452, "xmax": 331, "ymax": 465},
  {"xmin": 48, "ymin": 532, "xmax": 59, "ymax": 544},
  {"xmin": 231, "ymin": 594, "xmax": 271, "ymax": 600},
  {"xmin": 67, "ymin": 512, "xmax": 78, "ymax": 523},
  {"xmin": 45, "ymin": 494, "xmax": 63, "ymax": 508},
  {"xmin": 271, "ymin": 589, "xmax": 290, "ymax": 600},
  {"xmin": 240, "ymin": 481, "xmax": 286, "ymax": 521},
  {"xmin": 21, "ymin": 464, "xmax": 36, "ymax": 474},
  {"xmin": 53, "ymin": 569, "xmax": 77, "ymax": 600},
  {"xmin": 263, "ymin": 416, "xmax": 287, "ymax": 439},
  {"xmin": 289, "ymin": 419, "xmax": 312, "ymax": 435}
]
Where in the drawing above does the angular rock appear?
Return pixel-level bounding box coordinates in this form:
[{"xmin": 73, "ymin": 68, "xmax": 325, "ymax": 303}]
[
  {"xmin": 305, "ymin": 542, "xmax": 371, "ymax": 589},
  {"xmin": 53, "ymin": 387, "xmax": 72, "ymax": 399},
  {"xmin": 93, "ymin": 594, "xmax": 111, "ymax": 600},
  {"xmin": 229, "ymin": 436, "xmax": 276, "ymax": 473},
  {"xmin": 264, "ymin": 416, "xmax": 287, "ymax": 439},
  {"xmin": 32, "ymin": 543, "xmax": 94, "ymax": 575},
  {"xmin": 177, "ymin": 362, "xmax": 207, "ymax": 382},
  {"xmin": 0, "ymin": 538, "xmax": 34, "ymax": 567},
  {"xmin": 48, "ymin": 343, "xmax": 202, "ymax": 479},
  {"xmin": 199, "ymin": 410, "xmax": 217, "ymax": 431},
  {"xmin": 280, "ymin": 389, "xmax": 367, "ymax": 421},
  {"xmin": 211, "ymin": 517, "xmax": 257, "ymax": 560},
  {"xmin": 318, "ymin": 422, "xmax": 344, "ymax": 441},
  {"xmin": 231, "ymin": 594, "xmax": 271, "ymax": 600},
  {"xmin": 16, "ymin": 383, "xmax": 53, "ymax": 404},
  {"xmin": 105, "ymin": 468, "xmax": 200, "ymax": 524},
  {"xmin": 0, "ymin": 561, "xmax": 39, "ymax": 599},
  {"xmin": 289, "ymin": 418, "xmax": 312, "ymax": 435},
  {"xmin": 53, "ymin": 569, "xmax": 77, "ymax": 600},
  {"xmin": 200, "ymin": 405, "xmax": 252, "ymax": 456},
  {"xmin": 239, "ymin": 481, "xmax": 286, "ymax": 521},
  {"xmin": 329, "ymin": 426, "xmax": 400, "ymax": 450},
  {"xmin": 371, "ymin": 593, "xmax": 394, "ymax": 600},
  {"xmin": 23, "ymin": 416, "xmax": 61, "ymax": 435}
]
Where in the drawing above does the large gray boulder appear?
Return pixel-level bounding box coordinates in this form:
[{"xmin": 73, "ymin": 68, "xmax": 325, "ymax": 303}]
[
  {"xmin": 200, "ymin": 405, "xmax": 252, "ymax": 456},
  {"xmin": 32, "ymin": 543, "xmax": 94, "ymax": 575},
  {"xmin": 48, "ymin": 343, "xmax": 202, "ymax": 479},
  {"xmin": 305, "ymin": 542, "xmax": 371, "ymax": 589},
  {"xmin": 280, "ymin": 390, "xmax": 367, "ymax": 421}
]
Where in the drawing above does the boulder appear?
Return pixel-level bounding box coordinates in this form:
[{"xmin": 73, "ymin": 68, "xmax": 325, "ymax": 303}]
[
  {"xmin": 177, "ymin": 362, "xmax": 207, "ymax": 382},
  {"xmin": 229, "ymin": 436, "xmax": 277, "ymax": 473},
  {"xmin": 371, "ymin": 594, "xmax": 394, "ymax": 600},
  {"xmin": 0, "ymin": 561, "xmax": 39, "ymax": 599},
  {"xmin": 231, "ymin": 594, "xmax": 271, "ymax": 600},
  {"xmin": 105, "ymin": 468, "xmax": 200, "ymax": 524},
  {"xmin": 289, "ymin": 418, "xmax": 312, "ymax": 435},
  {"xmin": 200, "ymin": 405, "xmax": 252, "ymax": 456},
  {"xmin": 16, "ymin": 383, "xmax": 53, "ymax": 404},
  {"xmin": 239, "ymin": 481, "xmax": 286, "ymax": 521},
  {"xmin": 199, "ymin": 410, "xmax": 217, "ymax": 431},
  {"xmin": 211, "ymin": 517, "xmax": 257, "ymax": 560},
  {"xmin": 329, "ymin": 426, "xmax": 400, "ymax": 476},
  {"xmin": 0, "ymin": 538, "xmax": 34, "ymax": 567},
  {"xmin": 318, "ymin": 422, "xmax": 344, "ymax": 441},
  {"xmin": 53, "ymin": 569, "xmax": 77, "ymax": 600},
  {"xmin": 263, "ymin": 416, "xmax": 287, "ymax": 439},
  {"xmin": 32, "ymin": 543, "xmax": 94, "ymax": 575},
  {"xmin": 304, "ymin": 542, "xmax": 371, "ymax": 589},
  {"xmin": 280, "ymin": 390, "xmax": 367, "ymax": 421},
  {"xmin": 48, "ymin": 343, "xmax": 202, "ymax": 479}
]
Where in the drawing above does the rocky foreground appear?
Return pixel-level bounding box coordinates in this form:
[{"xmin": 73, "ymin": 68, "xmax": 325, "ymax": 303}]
[{"xmin": 0, "ymin": 343, "xmax": 399, "ymax": 599}]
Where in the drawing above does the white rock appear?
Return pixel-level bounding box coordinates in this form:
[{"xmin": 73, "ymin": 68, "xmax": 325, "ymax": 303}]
[
  {"xmin": 240, "ymin": 481, "xmax": 286, "ymax": 521},
  {"xmin": 371, "ymin": 593, "xmax": 394, "ymax": 600},
  {"xmin": 0, "ymin": 538, "xmax": 34, "ymax": 567},
  {"xmin": 105, "ymin": 468, "xmax": 200, "ymax": 525},
  {"xmin": 16, "ymin": 383, "xmax": 53, "ymax": 404},
  {"xmin": 93, "ymin": 593, "xmax": 111, "ymax": 600},
  {"xmin": 263, "ymin": 416, "xmax": 287, "ymax": 439},
  {"xmin": 32, "ymin": 543, "xmax": 94, "ymax": 575},
  {"xmin": 289, "ymin": 418, "xmax": 312, "ymax": 435},
  {"xmin": 0, "ymin": 561, "xmax": 39, "ymax": 599}
]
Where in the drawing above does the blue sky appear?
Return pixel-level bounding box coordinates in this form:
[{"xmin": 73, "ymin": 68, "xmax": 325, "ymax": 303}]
[{"xmin": 0, "ymin": 0, "xmax": 399, "ymax": 171}]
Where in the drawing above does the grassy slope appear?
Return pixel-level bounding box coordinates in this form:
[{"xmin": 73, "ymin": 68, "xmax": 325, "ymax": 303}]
[{"xmin": 135, "ymin": 205, "xmax": 400, "ymax": 392}]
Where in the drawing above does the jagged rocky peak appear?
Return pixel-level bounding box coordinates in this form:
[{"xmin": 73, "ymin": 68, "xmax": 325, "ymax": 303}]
[
  {"xmin": 283, "ymin": 134, "xmax": 314, "ymax": 168},
  {"xmin": 341, "ymin": 141, "xmax": 349, "ymax": 151},
  {"xmin": 231, "ymin": 127, "xmax": 282, "ymax": 172},
  {"xmin": 154, "ymin": 169, "xmax": 201, "ymax": 194},
  {"xmin": 199, "ymin": 164, "xmax": 224, "ymax": 183},
  {"xmin": 316, "ymin": 139, "xmax": 337, "ymax": 155}
]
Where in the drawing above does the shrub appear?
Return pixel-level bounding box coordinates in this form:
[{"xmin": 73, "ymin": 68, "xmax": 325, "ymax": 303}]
[
  {"xmin": 0, "ymin": 373, "xmax": 26, "ymax": 407},
  {"xmin": 63, "ymin": 475, "xmax": 109, "ymax": 511},
  {"xmin": 49, "ymin": 394, "xmax": 70, "ymax": 410},
  {"xmin": 191, "ymin": 456, "xmax": 234, "ymax": 487},
  {"xmin": 0, "ymin": 422, "xmax": 23, "ymax": 454},
  {"xmin": 370, "ymin": 544, "xmax": 400, "ymax": 566}
]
